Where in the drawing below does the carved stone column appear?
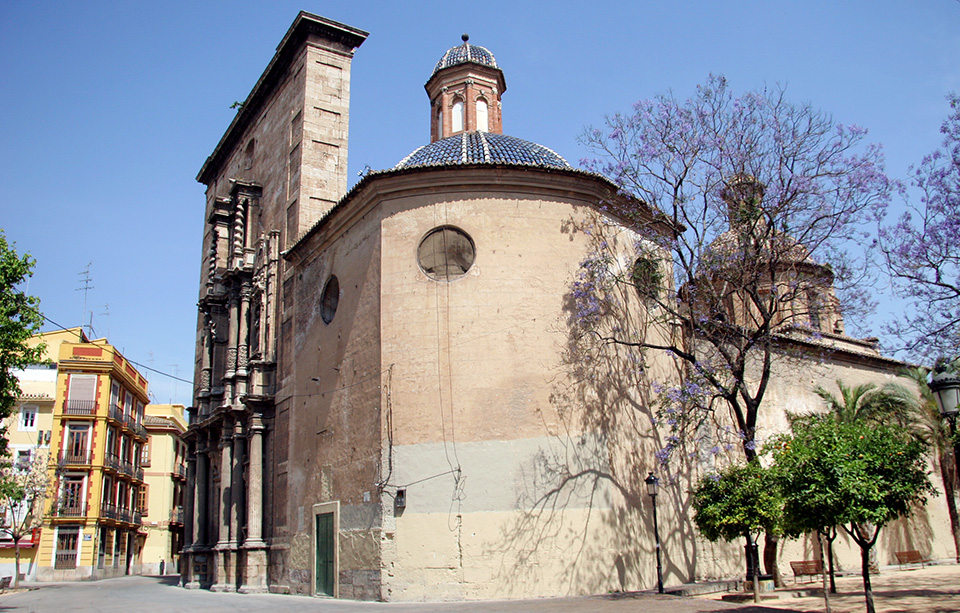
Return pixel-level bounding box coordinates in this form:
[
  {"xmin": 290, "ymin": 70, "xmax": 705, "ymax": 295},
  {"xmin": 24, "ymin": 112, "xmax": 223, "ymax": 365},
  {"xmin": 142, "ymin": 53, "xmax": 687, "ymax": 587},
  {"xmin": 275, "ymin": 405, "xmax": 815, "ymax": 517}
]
[
  {"xmin": 212, "ymin": 423, "xmax": 235, "ymax": 592},
  {"xmin": 224, "ymin": 293, "xmax": 239, "ymax": 403},
  {"xmin": 181, "ymin": 442, "xmax": 198, "ymax": 588},
  {"xmin": 236, "ymin": 283, "xmax": 251, "ymax": 397},
  {"xmin": 199, "ymin": 313, "xmax": 213, "ymax": 416},
  {"xmin": 239, "ymin": 414, "xmax": 267, "ymax": 593},
  {"xmin": 233, "ymin": 198, "xmax": 245, "ymax": 269},
  {"xmin": 229, "ymin": 418, "xmax": 244, "ymax": 549},
  {"xmin": 196, "ymin": 437, "xmax": 210, "ymax": 547}
]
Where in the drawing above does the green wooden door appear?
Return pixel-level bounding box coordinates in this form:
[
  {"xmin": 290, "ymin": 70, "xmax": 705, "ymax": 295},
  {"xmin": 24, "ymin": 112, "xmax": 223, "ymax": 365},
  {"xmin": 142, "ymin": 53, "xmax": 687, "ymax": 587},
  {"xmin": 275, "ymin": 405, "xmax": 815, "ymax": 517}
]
[{"xmin": 315, "ymin": 513, "xmax": 335, "ymax": 596}]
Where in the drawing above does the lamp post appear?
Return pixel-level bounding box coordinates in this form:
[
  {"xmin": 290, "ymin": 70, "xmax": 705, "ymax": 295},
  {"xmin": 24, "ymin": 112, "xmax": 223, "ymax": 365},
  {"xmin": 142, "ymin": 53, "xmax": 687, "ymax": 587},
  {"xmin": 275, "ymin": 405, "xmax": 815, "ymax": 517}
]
[
  {"xmin": 645, "ymin": 471, "xmax": 664, "ymax": 594},
  {"xmin": 929, "ymin": 359, "xmax": 960, "ymax": 488}
]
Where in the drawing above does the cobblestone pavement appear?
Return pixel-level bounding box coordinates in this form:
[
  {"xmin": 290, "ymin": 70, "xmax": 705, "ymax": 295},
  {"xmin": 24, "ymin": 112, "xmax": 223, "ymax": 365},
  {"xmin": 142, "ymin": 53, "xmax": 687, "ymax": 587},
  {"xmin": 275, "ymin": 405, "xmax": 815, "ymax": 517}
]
[
  {"xmin": 0, "ymin": 564, "xmax": 955, "ymax": 612},
  {"xmin": 693, "ymin": 562, "xmax": 960, "ymax": 613}
]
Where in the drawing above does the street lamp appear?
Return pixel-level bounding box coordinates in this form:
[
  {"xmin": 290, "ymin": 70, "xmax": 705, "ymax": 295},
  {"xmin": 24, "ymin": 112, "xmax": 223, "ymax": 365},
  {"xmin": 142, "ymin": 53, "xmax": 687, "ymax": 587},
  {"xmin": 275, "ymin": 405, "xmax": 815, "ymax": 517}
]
[
  {"xmin": 645, "ymin": 471, "xmax": 664, "ymax": 594},
  {"xmin": 929, "ymin": 359, "xmax": 960, "ymax": 488}
]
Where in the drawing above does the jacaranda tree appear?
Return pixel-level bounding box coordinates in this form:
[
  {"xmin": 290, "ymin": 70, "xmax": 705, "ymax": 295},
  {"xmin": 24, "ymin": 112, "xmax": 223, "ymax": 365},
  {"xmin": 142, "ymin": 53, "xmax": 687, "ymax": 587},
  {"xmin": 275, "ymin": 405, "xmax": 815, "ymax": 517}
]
[
  {"xmin": 577, "ymin": 75, "xmax": 891, "ymax": 578},
  {"xmin": 879, "ymin": 93, "xmax": 960, "ymax": 360}
]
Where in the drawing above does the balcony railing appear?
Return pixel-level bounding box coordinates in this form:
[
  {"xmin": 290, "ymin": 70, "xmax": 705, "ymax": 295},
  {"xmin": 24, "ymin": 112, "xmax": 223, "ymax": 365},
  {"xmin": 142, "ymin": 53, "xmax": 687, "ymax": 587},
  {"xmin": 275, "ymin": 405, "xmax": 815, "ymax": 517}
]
[
  {"xmin": 132, "ymin": 511, "xmax": 142, "ymax": 525},
  {"xmin": 59, "ymin": 450, "xmax": 91, "ymax": 465},
  {"xmin": 104, "ymin": 453, "xmax": 121, "ymax": 472},
  {"xmin": 101, "ymin": 502, "xmax": 118, "ymax": 520},
  {"xmin": 64, "ymin": 400, "xmax": 96, "ymax": 416},
  {"xmin": 174, "ymin": 464, "xmax": 186, "ymax": 480},
  {"xmin": 54, "ymin": 552, "xmax": 78, "ymax": 569},
  {"xmin": 134, "ymin": 467, "xmax": 144, "ymax": 482},
  {"xmin": 170, "ymin": 506, "xmax": 184, "ymax": 525},
  {"xmin": 109, "ymin": 403, "xmax": 123, "ymax": 423},
  {"xmin": 56, "ymin": 504, "xmax": 85, "ymax": 518}
]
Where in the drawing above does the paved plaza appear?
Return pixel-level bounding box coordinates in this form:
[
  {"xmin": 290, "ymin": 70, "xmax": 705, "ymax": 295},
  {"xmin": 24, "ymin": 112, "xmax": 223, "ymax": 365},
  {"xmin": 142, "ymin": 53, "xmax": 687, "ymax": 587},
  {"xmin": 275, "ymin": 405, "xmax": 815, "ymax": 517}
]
[{"xmin": 0, "ymin": 563, "xmax": 955, "ymax": 612}]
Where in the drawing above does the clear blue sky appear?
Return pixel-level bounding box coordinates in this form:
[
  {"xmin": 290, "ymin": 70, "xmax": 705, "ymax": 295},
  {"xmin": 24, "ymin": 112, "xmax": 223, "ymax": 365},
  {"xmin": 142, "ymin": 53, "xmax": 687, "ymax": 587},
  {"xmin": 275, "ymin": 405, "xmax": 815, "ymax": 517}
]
[{"xmin": 1, "ymin": 1, "xmax": 958, "ymax": 405}]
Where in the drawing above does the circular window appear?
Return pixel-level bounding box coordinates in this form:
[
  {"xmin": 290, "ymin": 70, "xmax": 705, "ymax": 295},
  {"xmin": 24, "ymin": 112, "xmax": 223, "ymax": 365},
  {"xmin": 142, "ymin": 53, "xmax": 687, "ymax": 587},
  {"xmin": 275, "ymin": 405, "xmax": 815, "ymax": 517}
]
[
  {"xmin": 320, "ymin": 276, "xmax": 339, "ymax": 324},
  {"xmin": 417, "ymin": 226, "xmax": 475, "ymax": 280}
]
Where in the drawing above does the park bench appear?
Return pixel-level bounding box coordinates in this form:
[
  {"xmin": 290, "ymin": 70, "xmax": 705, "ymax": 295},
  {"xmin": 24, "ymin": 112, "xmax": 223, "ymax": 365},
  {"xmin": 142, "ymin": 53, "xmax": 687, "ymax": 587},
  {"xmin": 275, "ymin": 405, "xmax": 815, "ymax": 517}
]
[
  {"xmin": 0, "ymin": 576, "xmax": 11, "ymax": 593},
  {"xmin": 789, "ymin": 559, "xmax": 823, "ymax": 583},
  {"xmin": 895, "ymin": 550, "xmax": 927, "ymax": 569}
]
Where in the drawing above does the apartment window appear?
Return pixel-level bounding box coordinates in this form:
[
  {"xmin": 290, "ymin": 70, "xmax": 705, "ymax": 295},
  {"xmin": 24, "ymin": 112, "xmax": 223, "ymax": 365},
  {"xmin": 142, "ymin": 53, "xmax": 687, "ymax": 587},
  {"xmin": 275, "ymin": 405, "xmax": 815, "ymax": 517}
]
[
  {"xmin": 136, "ymin": 485, "xmax": 148, "ymax": 516},
  {"xmin": 66, "ymin": 374, "xmax": 97, "ymax": 415},
  {"xmin": 55, "ymin": 528, "xmax": 79, "ymax": 569},
  {"xmin": 61, "ymin": 476, "xmax": 85, "ymax": 516},
  {"xmin": 19, "ymin": 405, "xmax": 37, "ymax": 431},
  {"xmin": 110, "ymin": 381, "xmax": 121, "ymax": 410},
  {"xmin": 141, "ymin": 439, "xmax": 151, "ymax": 467},
  {"xmin": 64, "ymin": 424, "xmax": 90, "ymax": 463},
  {"xmin": 16, "ymin": 449, "xmax": 31, "ymax": 472}
]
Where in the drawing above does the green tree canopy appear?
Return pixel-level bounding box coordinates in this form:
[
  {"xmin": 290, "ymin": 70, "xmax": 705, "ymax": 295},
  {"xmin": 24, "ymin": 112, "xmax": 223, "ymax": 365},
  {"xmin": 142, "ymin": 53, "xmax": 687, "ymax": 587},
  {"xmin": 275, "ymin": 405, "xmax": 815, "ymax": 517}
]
[
  {"xmin": 692, "ymin": 461, "xmax": 782, "ymax": 543},
  {"xmin": 770, "ymin": 415, "xmax": 933, "ymax": 613},
  {"xmin": 0, "ymin": 230, "xmax": 44, "ymax": 456}
]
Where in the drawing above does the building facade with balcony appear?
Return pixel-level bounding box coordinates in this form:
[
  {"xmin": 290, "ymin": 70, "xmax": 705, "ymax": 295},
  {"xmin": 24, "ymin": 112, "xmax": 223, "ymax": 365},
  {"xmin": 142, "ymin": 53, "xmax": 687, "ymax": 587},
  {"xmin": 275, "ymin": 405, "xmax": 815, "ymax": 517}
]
[
  {"xmin": 1, "ymin": 329, "xmax": 84, "ymax": 580},
  {"xmin": 140, "ymin": 404, "xmax": 187, "ymax": 575},
  {"xmin": 36, "ymin": 337, "xmax": 149, "ymax": 581}
]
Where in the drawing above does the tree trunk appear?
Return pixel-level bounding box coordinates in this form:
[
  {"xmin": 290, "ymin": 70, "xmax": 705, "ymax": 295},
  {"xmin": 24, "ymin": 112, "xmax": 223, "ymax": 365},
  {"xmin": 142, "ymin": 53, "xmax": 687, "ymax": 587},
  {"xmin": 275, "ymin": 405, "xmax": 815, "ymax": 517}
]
[
  {"xmin": 14, "ymin": 539, "xmax": 20, "ymax": 588},
  {"xmin": 939, "ymin": 448, "xmax": 960, "ymax": 562},
  {"xmin": 817, "ymin": 530, "xmax": 832, "ymax": 613},
  {"xmin": 860, "ymin": 541, "xmax": 875, "ymax": 613},
  {"xmin": 746, "ymin": 534, "xmax": 760, "ymax": 603},
  {"xmin": 826, "ymin": 528, "xmax": 838, "ymax": 594},
  {"xmin": 763, "ymin": 532, "xmax": 784, "ymax": 587}
]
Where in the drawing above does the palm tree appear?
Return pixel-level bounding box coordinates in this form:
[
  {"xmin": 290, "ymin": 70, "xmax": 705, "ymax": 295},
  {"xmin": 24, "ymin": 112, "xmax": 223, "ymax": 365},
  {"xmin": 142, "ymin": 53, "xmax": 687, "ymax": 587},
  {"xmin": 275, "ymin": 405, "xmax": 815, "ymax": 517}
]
[
  {"xmin": 898, "ymin": 366, "xmax": 960, "ymax": 563},
  {"xmin": 812, "ymin": 379, "xmax": 918, "ymax": 427}
]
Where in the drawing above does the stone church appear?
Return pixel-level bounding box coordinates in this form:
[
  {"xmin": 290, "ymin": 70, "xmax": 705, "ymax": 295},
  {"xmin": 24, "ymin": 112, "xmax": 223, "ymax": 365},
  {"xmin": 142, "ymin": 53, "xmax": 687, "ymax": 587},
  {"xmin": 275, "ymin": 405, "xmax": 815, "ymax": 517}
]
[{"xmin": 180, "ymin": 11, "xmax": 956, "ymax": 601}]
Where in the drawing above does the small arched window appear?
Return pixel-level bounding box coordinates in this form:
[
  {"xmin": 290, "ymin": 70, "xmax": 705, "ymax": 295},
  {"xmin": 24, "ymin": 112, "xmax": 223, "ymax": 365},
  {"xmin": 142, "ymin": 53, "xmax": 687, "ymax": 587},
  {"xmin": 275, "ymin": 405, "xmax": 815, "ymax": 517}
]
[
  {"xmin": 476, "ymin": 98, "xmax": 489, "ymax": 132},
  {"xmin": 437, "ymin": 107, "xmax": 444, "ymax": 138},
  {"xmin": 452, "ymin": 99, "xmax": 464, "ymax": 133}
]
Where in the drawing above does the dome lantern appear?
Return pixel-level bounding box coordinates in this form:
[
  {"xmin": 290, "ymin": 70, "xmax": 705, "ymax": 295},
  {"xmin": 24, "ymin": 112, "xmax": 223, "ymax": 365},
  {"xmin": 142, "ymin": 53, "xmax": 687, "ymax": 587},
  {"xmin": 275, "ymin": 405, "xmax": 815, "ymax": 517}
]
[{"xmin": 425, "ymin": 35, "xmax": 506, "ymax": 142}]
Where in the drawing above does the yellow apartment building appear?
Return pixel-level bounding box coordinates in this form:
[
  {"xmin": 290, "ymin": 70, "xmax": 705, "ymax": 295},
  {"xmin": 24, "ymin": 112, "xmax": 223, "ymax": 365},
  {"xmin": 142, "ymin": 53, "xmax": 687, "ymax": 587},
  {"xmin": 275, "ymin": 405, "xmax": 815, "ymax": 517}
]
[
  {"xmin": 2, "ymin": 328, "xmax": 88, "ymax": 580},
  {"xmin": 140, "ymin": 404, "xmax": 187, "ymax": 575},
  {"xmin": 36, "ymin": 336, "xmax": 149, "ymax": 581}
]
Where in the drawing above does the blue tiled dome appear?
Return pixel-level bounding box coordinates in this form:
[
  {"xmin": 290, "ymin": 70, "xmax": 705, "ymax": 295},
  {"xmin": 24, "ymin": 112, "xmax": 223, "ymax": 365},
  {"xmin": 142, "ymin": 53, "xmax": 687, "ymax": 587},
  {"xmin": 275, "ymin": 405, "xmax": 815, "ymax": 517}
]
[
  {"xmin": 395, "ymin": 132, "xmax": 570, "ymax": 170},
  {"xmin": 432, "ymin": 36, "xmax": 499, "ymax": 76}
]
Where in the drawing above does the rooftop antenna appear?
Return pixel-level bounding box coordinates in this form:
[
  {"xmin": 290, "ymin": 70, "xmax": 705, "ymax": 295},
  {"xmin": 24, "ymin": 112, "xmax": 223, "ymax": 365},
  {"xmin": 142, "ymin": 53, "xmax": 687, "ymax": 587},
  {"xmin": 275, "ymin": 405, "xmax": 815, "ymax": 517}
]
[
  {"xmin": 76, "ymin": 262, "xmax": 94, "ymax": 335},
  {"xmin": 168, "ymin": 364, "xmax": 181, "ymax": 403},
  {"xmin": 98, "ymin": 304, "xmax": 110, "ymax": 339}
]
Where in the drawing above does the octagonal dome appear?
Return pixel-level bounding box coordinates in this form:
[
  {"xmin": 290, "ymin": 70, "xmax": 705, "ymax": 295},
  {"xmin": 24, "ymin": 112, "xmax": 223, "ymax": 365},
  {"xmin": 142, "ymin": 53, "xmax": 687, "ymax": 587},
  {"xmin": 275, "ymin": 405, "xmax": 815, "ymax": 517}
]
[
  {"xmin": 432, "ymin": 35, "xmax": 499, "ymax": 77},
  {"xmin": 395, "ymin": 132, "xmax": 570, "ymax": 170}
]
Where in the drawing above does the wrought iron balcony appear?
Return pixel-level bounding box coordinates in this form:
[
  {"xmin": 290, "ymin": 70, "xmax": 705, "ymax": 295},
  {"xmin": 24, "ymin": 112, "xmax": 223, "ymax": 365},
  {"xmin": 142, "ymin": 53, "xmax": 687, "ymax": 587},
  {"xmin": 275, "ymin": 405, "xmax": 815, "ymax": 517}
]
[
  {"xmin": 59, "ymin": 450, "xmax": 91, "ymax": 465},
  {"xmin": 64, "ymin": 399, "xmax": 96, "ymax": 416},
  {"xmin": 56, "ymin": 504, "xmax": 85, "ymax": 518},
  {"xmin": 104, "ymin": 453, "xmax": 121, "ymax": 472},
  {"xmin": 101, "ymin": 502, "xmax": 118, "ymax": 520},
  {"xmin": 170, "ymin": 506, "xmax": 184, "ymax": 525},
  {"xmin": 108, "ymin": 403, "xmax": 124, "ymax": 423},
  {"xmin": 133, "ymin": 422, "xmax": 147, "ymax": 439}
]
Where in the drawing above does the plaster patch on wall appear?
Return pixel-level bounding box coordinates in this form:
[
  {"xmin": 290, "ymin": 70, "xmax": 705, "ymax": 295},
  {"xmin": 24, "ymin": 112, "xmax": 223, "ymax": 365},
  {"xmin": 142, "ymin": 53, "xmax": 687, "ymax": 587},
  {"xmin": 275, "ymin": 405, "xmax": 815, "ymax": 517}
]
[{"xmin": 390, "ymin": 433, "xmax": 611, "ymax": 515}]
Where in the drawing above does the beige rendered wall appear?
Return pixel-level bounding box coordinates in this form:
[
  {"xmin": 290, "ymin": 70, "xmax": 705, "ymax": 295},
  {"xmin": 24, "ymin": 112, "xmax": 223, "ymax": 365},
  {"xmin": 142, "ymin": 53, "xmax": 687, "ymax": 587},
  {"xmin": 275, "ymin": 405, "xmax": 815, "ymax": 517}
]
[
  {"xmin": 277, "ymin": 197, "xmax": 383, "ymax": 598},
  {"xmin": 373, "ymin": 171, "xmax": 687, "ymax": 601}
]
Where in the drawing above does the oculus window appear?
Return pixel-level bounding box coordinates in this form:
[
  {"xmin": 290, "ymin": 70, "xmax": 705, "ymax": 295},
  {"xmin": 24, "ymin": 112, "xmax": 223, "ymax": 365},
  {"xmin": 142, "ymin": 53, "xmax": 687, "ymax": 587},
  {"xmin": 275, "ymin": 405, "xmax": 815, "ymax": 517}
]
[
  {"xmin": 418, "ymin": 226, "xmax": 475, "ymax": 280},
  {"xmin": 321, "ymin": 276, "xmax": 340, "ymax": 324}
]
